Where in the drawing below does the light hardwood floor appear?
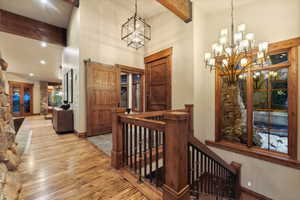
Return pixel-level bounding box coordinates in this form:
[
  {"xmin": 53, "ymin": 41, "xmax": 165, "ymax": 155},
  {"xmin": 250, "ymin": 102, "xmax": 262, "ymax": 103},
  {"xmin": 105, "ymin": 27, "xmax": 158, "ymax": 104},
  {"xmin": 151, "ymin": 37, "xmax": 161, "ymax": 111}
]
[{"xmin": 19, "ymin": 116, "xmax": 147, "ymax": 200}]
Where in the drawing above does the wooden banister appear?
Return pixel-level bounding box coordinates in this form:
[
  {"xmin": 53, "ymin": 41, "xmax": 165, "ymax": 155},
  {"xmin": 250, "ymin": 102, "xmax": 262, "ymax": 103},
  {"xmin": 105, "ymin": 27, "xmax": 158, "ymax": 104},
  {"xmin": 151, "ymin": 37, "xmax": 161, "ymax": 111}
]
[
  {"xmin": 120, "ymin": 116, "xmax": 166, "ymax": 132},
  {"xmin": 189, "ymin": 135, "xmax": 237, "ymax": 174},
  {"xmin": 163, "ymin": 111, "xmax": 190, "ymax": 200}
]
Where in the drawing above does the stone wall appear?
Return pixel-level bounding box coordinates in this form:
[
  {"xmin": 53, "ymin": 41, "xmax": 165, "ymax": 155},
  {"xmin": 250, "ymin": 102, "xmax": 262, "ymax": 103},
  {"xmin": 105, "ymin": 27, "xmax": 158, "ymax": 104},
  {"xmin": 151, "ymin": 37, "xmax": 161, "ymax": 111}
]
[
  {"xmin": 0, "ymin": 65, "xmax": 22, "ymax": 199},
  {"xmin": 40, "ymin": 81, "xmax": 48, "ymax": 115}
]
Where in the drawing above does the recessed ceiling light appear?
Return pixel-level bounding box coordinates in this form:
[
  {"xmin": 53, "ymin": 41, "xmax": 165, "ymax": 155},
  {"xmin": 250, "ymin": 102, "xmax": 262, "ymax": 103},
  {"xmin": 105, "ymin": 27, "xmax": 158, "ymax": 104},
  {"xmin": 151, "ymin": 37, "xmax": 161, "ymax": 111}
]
[
  {"xmin": 29, "ymin": 73, "xmax": 34, "ymax": 77},
  {"xmin": 40, "ymin": 60, "xmax": 46, "ymax": 65},
  {"xmin": 41, "ymin": 42, "xmax": 48, "ymax": 47}
]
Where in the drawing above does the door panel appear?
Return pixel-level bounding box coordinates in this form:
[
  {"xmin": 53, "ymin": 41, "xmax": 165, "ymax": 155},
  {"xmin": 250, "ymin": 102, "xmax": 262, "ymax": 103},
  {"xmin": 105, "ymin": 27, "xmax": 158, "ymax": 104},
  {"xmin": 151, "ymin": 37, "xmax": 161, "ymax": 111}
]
[
  {"xmin": 12, "ymin": 85, "xmax": 21, "ymax": 116},
  {"xmin": 23, "ymin": 86, "xmax": 33, "ymax": 116},
  {"xmin": 145, "ymin": 50, "xmax": 172, "ymax": 111},
  {"xmin": 86, "ymin": 61, "xmax": 120, "ymax": 136}
]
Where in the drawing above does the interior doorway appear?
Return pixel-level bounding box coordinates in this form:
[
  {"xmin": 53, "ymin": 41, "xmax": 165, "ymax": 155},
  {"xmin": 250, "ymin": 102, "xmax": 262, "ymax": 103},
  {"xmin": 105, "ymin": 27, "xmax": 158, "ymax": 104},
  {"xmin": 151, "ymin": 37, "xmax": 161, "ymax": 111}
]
[
  {"xmin": 9, "ymin": 81, "xmax": 33, "ymax": 117},
  {"xmin": 144, "ymin": 48, "xmax": 172, "ymax": 111},
  {"xmin": 117, "ymin": 65, "xmax": 144, "ymax": 112}
]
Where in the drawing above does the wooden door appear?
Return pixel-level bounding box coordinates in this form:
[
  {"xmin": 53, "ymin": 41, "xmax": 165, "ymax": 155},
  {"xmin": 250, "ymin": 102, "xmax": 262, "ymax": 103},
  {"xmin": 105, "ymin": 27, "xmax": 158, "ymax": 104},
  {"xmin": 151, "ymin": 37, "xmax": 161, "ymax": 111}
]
[
  {"xmin": 9, "ymin": 81, "xmax": 33, "ymax": 117},
  {"xmin": 145, "ymin": 48, "xmax": 172, "ymax": 111},
  {"xmin": 86, "ymin": 61, "xmax": 120, "ymax": 137}
]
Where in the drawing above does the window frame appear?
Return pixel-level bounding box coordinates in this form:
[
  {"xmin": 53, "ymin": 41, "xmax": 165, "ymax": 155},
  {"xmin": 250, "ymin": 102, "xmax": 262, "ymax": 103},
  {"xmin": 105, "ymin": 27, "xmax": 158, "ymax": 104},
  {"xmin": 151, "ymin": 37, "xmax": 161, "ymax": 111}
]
[{"xmin": 206, "ymin": 38, "xmax": 300, "ymax": 168}]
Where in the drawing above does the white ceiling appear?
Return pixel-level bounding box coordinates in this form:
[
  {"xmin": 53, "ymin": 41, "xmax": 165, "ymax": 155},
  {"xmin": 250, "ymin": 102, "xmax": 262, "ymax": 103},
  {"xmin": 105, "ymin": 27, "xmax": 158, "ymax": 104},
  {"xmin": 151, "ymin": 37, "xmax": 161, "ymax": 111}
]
[
  {"xmin": 0, "ymin": 0, "xmax": 73, "ymax": 28},
  {"xmin": 0, "ymin": 32, "xmax": 63, "ymax": 82}
]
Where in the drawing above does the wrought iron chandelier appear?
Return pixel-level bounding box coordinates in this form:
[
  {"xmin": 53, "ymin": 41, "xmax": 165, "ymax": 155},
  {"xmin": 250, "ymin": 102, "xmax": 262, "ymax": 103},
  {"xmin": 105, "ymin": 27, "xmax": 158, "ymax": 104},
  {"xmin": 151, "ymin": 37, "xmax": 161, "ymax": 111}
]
[
  {"xmin": 121, "ymin": 0, "xmax": 151, "ymax": 50},
  {"xmin": 204, "ymin": 0, "xmax": 269, "ymax": 86}
]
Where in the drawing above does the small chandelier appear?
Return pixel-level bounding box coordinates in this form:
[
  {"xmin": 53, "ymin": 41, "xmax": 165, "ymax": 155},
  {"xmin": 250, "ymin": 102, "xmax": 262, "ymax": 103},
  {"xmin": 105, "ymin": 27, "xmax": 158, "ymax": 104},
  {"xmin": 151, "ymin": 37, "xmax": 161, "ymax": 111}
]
[
  {"xmin": 121, "ymin": 0, "xmax": 151, "ymax": 50},
  {"xmin": 204, "ymin": 0, "xmax": 268, "ymax": 86}
]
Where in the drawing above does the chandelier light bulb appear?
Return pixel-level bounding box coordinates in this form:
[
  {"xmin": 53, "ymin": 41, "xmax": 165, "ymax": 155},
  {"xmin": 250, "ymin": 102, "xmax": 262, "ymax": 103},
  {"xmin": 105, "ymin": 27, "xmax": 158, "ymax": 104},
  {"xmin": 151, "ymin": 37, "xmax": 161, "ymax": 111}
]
[
  {"xmin": 240, "ymin": 40, "xmax": 249, "ymax": 51},
  {"xmin": 225, "ymin": 48, "xmax": 232, "ymax": 56},
  {"xmin": 222, "ymin": 59, "xmax": 228, "ymax": 66},
  {"xmin": 257, "ymin": 51, "xmax": 264, "ymax": 59},
  {"xmin": 205, "ymin": 53, "xmax": 211, "ymax": 61},
  {"xmin": 234, "ymin": 32, "xmax": 243, "ymax": 43},
  {"xmin": 246, "ymin": 33, "xmax": 254, "ymax": 41},
  {"xmin": 259, "ymin": 42, "xmax": 269, "ymax": 52},
  {"xmin": 209, "ymin": 58, "xmax": 216, "ymax": 66},
  {"xmin": 241, "ymin": 58, "xmax": 248, "ymax": 66},
  {"xmin": 219, "ymin": 37, "xmax": 227, "ymax": 45},
  {"xmin": 238, "ymin": 24, "xmax": 246, "ymax": 32},
  {"xmin": 220, "ymin": 29, "xmax": 228, "ymax": 36},
  {"xmin": 212, "ymin": 43, "xmax": 219, "ymax": 51}
]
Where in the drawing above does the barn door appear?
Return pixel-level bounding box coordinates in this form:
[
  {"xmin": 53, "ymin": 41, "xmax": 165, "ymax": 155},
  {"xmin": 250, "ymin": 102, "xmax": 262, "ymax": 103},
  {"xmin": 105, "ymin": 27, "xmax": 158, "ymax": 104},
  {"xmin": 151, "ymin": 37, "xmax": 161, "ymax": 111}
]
[
  {"xmin": 86, "ymin": 61, "xmax": 120, "ymax": 136},
  {"xmin": 145, "ymin": 48, "xmax": 172, "ymax": 111}
]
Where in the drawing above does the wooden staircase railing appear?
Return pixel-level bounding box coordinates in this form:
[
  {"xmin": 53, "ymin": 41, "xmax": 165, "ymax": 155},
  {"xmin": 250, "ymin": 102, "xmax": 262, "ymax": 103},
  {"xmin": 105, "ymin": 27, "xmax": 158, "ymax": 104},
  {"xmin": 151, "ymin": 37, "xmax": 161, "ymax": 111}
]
[
  {"xmin": 188, "ymin": 136, "xmax": 241, "ymax": 199},
  {"xmin": 111, "ymin": 104, "xmax": 241, "ymax": 200}
]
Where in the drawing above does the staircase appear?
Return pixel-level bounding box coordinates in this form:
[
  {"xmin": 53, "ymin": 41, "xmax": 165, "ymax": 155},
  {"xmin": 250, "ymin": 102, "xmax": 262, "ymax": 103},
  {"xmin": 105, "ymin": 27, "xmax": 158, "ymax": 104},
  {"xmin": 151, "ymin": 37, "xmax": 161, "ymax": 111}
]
[{"xmin": 111, "ymin": 105, "xmax": 241, "ymax": 200}]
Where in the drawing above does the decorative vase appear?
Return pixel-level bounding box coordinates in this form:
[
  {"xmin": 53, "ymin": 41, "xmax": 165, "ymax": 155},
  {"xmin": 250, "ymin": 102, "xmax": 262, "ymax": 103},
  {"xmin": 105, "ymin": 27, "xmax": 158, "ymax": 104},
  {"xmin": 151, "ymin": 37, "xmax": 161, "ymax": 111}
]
[
  {"xmin": 126, "ymin": 108, "xmax": 131, "ymax": 114},
  {"xmin": 60, "ymin": 101, "xmax": 70, "ymax": 110}
]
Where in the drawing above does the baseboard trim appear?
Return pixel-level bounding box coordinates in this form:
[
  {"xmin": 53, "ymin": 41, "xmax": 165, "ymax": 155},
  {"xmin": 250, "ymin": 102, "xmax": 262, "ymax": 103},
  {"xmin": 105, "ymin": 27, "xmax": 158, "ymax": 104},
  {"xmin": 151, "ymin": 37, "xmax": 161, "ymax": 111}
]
[
  {"xmin": 75, "ymin": 129, "xmax": 87, "ymax": 138},
  {"xmin": 241, "ymin": 187, "xmax": 272, "ymax": 200}
]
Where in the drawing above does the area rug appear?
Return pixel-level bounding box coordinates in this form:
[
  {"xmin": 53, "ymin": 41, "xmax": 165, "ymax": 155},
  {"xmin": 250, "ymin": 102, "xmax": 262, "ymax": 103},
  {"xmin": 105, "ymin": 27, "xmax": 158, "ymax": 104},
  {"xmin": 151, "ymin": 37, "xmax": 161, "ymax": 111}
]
[{"xmin": 87, "ymin": 133, "xmax": 112, "ymax": 156}]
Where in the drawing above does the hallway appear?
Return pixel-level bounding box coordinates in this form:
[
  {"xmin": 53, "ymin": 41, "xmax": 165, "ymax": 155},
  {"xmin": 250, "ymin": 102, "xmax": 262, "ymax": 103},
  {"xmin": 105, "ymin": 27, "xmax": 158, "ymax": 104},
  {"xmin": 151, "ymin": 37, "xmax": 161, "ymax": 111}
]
[{"xmin": 19, "ymin": 116, "xmax": 147, "ymax": 200}]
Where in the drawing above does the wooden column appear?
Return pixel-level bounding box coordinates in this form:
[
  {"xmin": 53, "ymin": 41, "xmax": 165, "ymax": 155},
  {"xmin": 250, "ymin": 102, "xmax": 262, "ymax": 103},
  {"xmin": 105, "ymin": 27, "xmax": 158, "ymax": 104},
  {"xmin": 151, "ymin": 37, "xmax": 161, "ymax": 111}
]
[
  {"xmin": 163, "ymin": 112, "xmax": 190, "ymax": 200},
  {"xmin": 111, "ymin": 108, "xmax": 126, "ymax": 169},
  {"xmin": 185, "ymin": 104, "xmax": 194, "ymax": 136},
  {"xmin": 231, "ymin": 162, "xmax": 242, "ymax": 199}
]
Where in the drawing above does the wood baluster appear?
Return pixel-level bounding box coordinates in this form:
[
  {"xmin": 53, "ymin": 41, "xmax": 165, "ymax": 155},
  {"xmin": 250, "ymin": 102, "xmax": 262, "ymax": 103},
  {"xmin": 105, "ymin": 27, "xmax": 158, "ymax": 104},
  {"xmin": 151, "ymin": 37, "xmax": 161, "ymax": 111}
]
[
  {"xmin": 144, "ymin": 127, "xmax": 147, "ymax": 179},
  {"xmin": 139, "ymin": 126, "xmax": 142, "ymax": 183},
  {"xmin": 122, "ymin": 123, "xmax": 126, "ymax": 165},
  {"xmin": 134, "ymin": 125, "xmax": 137, "ymax": 173},
  {"xmin": 129, "ymin": 124, "xmax": 133, "ymax": 169},
  {"xmin": 201, "ymin": 153, "xmax": 203, "ymax": 194},
  {"xmin": 149, "ymin": 129, "xmax": 153, "ymax": 183},
  {"xmin": 191, "ymin": 146, "xmax": 195, "ymax": 190},
  {"xmin": 155, "ymin": 130, "xmax": 159, "ymax": 187},
  {"xmin": 196, "ymin": 149, "xmax": 199, "ymax": 199},
  {"xmin": 125, "ymin": 123, "xmax": 128, "ymax": 165}
]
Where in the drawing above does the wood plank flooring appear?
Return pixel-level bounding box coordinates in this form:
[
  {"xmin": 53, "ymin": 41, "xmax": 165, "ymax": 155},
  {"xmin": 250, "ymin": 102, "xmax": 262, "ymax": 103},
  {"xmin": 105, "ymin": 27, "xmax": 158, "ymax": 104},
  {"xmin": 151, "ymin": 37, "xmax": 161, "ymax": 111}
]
[{"xmin": 19, "ymin": 116, "xmax": 147, "ymax": 200}]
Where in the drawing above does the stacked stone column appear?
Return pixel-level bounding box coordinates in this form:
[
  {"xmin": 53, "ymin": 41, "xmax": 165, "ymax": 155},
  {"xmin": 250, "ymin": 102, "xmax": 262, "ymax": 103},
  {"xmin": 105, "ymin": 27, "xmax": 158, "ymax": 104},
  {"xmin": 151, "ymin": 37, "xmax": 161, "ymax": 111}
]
[{"xmin": 0, "ymin": 59, "xmax": 22, "ymax": 200}]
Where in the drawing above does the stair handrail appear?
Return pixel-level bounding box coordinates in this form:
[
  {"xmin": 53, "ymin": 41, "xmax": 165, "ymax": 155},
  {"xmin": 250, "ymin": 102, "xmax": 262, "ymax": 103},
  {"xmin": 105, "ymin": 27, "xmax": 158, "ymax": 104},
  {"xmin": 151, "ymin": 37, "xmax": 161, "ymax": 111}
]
[{"xmin": 188, "ymin": 135, "xmax": 237, "ymax": 174}]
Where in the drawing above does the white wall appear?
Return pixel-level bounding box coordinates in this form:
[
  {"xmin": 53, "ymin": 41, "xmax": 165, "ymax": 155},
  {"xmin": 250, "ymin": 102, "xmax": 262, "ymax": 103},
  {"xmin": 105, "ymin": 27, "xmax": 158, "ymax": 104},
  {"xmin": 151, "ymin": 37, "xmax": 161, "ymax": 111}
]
[
  {"xmin": 6, "ymin": 73, "xmax": 40, "ymax": 114},
  {"xmin": 62, "ymin": 7, "xmax": 81, "ymax": 131},
  {"xmin": 72, "ymin": 0, "xmax": 145, "ymax": 133},
  {"xmin": 193, "ymin": 0, "xmax": 300, "ymax": 199},
  {"xmin": 145, "ymin": 11, "xmax": 194, "ymax": 109}
]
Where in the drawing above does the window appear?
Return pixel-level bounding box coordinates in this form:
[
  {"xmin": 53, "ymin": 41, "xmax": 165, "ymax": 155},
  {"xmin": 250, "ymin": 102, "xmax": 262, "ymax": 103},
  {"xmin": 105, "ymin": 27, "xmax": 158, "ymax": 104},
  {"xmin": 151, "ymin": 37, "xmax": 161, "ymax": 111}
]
[
  {"xmin": 208, "ymin": 43, "xmax": 299, "ymax": 168},
  {"xmin": 118, "ymin": 65, "xmax": 144, "ymax": 112}
]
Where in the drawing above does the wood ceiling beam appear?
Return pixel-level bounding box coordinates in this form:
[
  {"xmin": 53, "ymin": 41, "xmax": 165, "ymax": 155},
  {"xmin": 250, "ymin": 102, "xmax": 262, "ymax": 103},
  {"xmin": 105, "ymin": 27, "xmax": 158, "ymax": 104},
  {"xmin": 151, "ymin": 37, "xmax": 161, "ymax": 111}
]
[
  {"xmin": 0, "ymin": 9, "xmax": 67, "ymax": 46},
  {"xmin": 63, "ymin": 0, "xmax": 79, "ymax": 7},
  {"xmin": 156, "ymin": 0, "xmax": 192, "ymax": 23}
]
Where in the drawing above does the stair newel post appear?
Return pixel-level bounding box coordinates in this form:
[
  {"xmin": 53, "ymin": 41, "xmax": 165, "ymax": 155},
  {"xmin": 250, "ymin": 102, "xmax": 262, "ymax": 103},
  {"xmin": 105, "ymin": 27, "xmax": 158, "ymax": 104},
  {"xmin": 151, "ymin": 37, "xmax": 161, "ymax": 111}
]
[
  {"xmin": 111, "ymin": 108, "xmax": 126, "ymax": 169},
  {"xmin": 163, "ymin": 112, "xmax": 190, "ymax": 200},
  {"xmin": 184, "ymin": 104, "xmax": 194, "ymax": 136},
  {"xmin": 231, "ymin": 162, "xmax": 242, "ymax": 199}
]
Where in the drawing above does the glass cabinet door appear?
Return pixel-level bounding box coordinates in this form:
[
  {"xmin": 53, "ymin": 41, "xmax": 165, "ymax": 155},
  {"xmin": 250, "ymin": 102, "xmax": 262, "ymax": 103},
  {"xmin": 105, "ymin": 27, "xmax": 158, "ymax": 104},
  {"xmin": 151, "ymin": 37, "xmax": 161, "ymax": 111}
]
[
  {"xmin": 12, "ymin": 86, "xmax": 21, "ymax": 116},
  {"xmin": 23, "ymin": 86, "xmax": 32, "ymax": 115}
]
